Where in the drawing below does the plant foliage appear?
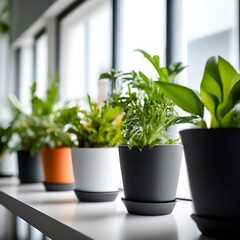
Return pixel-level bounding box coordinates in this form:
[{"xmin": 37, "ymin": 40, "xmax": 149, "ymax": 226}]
[
  {"xmin": 7, "ymin": 74, "xmax": 73, "ymax": 155},
  {"xmin": 157, "ymin": 56, "xmax": 240, "ymax": 128},
  {"xmin": 100, "ymin": 50, "xmax": 193, "ymax": 150},
  {"xmin": 62, "ymin": 95, "xmax": 124, "ymax": 148},
  {"xmin": 0, "ymin": 123, "xmax": 12, "ymax": 158},
  {"xmin": 0, "ymin": 5, "xmax": 10, "ymax": 35}
]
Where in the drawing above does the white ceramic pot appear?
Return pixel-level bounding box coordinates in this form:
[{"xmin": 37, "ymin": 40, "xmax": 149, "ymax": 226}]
[
  {"xmin": 71, "ymin": 148, "xmax": 121, "ymax": 192},
  {"xmin": 0, "ymin": 152, "xmax": 18, "ymax": 177}
]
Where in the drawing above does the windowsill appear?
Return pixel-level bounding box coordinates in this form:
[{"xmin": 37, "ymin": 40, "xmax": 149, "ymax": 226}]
[{"xmin": 0, "ymin": 177, "xmax": 201, "ymax": 239}]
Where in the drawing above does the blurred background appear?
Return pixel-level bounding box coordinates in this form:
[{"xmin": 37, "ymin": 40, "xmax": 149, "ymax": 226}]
[{"xmin": 0, "ymin": 0, "xmax": 239, "ymax": 239}]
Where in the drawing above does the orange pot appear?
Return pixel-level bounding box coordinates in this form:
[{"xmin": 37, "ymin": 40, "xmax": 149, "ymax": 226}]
[{"xmin": 41, "ymin": 147, "xmax": 74, "ymax": 184}]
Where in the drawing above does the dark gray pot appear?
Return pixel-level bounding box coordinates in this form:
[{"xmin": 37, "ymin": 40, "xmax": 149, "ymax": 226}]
[
  {"xmin": 180, "ymin": 128, "xmax": 240, "ymax": 238},
  {"xmin": 17, "ymin": 150, "xmax": 43, "ymax": 183},
  {"xmin": 118, "ymin": 145, "xmax": 183, "ymax": 203}
]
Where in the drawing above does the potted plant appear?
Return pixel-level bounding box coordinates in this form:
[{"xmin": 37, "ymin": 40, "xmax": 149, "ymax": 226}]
[
  {"xmin": 157, "ymin": 56, "xmax": 240, "ymax": 238},
  {"xmin": 64, "ymin": 95, "xmax": 123, "ymax": 202},
  {"xmin": 7, "ymin": 74, "xmax": 64, "ymax": 184},
  {"xmin": 33, "ymin": 115, "xmax": 75, "ymax": 191},
  {"xmin": 7, "ymin": 95, "xmax": 44, "ymax": 184},
  {"xmin": 7, "ymin": 74, "xmax": 75, "ymax": 188},
  {"xmin": 28, "ymin": 75, "xmax": 76, "ymax": 191},
  {"xmin": 101, "ymin": 50, "xmax": 192, "ymax": 215}
]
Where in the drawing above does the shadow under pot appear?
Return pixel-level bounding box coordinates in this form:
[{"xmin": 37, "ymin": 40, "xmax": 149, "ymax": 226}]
[
  {"xmin": 17, "ymin": 150, "xmax": 43, "ymax": 184},
  {"xmin": 41, "ymin": 147, "xmax": 75, "ymax": 191},
  {"xmin": 180, "ymin": 128, "xmax": 240, "ymax": 239},
  {"xmin": 118, "ymin": 145, "xmax": 183, "ymax": 216},
  {"xmin": 71, "ymin": 148, "xmax": 121, "ymax": 202}
]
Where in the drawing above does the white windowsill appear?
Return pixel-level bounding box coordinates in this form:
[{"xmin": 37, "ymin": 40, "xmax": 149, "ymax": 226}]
[{"xmin": 0, "ymin": 178, "xmax": 201, "ymax": 240}]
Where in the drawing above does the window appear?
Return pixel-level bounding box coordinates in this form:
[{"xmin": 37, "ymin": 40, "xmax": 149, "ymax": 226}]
[
  {"xmin": 59, "ymin": 0, "xmax": 112, "ymax": 104},
  {"xmin": 34, "ymin": 31, "xmax": 48, "ymax": 98},
  {"xmin": 0, "ymin": 35, "xmax": 9, "ymax": 117},
  {"xmin": 118, "ymin": 0, "xmax": 166, "ymax": 74},
  {"xmin": 18, "ymin": 43, "xmax": 33, "ymax": 111},
  {"xmin": 183, "ymin": 0, "xmax": 239, "ymax": 91}
]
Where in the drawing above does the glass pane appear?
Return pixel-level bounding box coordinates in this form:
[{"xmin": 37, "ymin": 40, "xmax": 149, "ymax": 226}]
[
  {"xmin": 183, "ymin": 0, "xmax": 238, "ymax": 91},
  {"xmin": 19, "ymin": 45, "xmax": 33, "ymax": 112},
  {"xmin": 35, "ymin": 33, "xmax": 48, "ymax": 99},
  {"xmin": 0, "ymin": 35, "xmax": 9, "ymax": 119},
  {"xmin": 119, "ymin": 0, "xmax": 166, "ymax": 74},
  {"xmin": 60, "ymin": 20, "xmax": 85, "ymax": 102},
  {"xmin": 59, "ymin": 0, "xmax": 112, "ymax": 104},
  {"xmin": 88, "ymin": 2, "xmax": 112, "ymax": 102}
]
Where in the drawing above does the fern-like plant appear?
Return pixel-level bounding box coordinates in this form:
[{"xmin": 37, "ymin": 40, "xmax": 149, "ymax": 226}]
[{"xmin": 100, "ymin": 50, "xmax": 193, "ymax": 150}]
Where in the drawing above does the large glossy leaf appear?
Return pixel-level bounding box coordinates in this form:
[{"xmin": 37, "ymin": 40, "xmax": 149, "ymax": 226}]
[
  {"xmin": 221, "ymin": 108, "xmax": 235, "ymax": 128},
  {"xmin": 200, "ymin": 89, "xmax": 220, "ymax": 128},
  {"xmin": 159, "ymin": 67, "xmax": 169, "ymax": 82},
  {"xmin": 218, "ymin": 56, "xmax": 238, "ymax": 102},
  {"xmin": 200, "ymin": 56, "xmax": 222, "ymax": 115},
  {"xmin": 230, "ymin": 79, "xmax": 240, "ymax": 106},
  {"xmin": 156, "ymin": 81, "xmax": 204, "ymax": 118},
  {"xmin": 217, "ymin": 58, "xmax": 240, "ymax": 119},
  {"xmin": 219, "ymin": 79, "xmax": 240, "ymax": 127}
]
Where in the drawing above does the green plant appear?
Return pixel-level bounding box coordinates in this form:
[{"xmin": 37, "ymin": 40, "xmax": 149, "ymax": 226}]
[
  {"xmin": 7, "ymin": 113, "xmax": 38, "ymax": 154},
  {"xmin": 0, "ymin": 4, "xmax": 10, "ymax": 35},
  {"xmin": 157, "ymin": 56, "xmax": 240, "ymax": 128},
  {"xmin": 31, "ymin": 73, "xmax": 60, "ymax": 116},
  {"xmin": 100, "ymin": 50, "xmax": 193, "ymax": 150},
  {"xmin": 28, "ymin": 115, "xmax": 75, "ymax": 152},
  {"xmin": 7, "ymin": 74, "xmax": 73, "ymax": 155},
  {"xmin": 0, "ymin": 123, "xmax": 12, "ymax": 158},
  {"xmin": 63, "ymin": 95, "xmax": 123, "ymax": 148}
]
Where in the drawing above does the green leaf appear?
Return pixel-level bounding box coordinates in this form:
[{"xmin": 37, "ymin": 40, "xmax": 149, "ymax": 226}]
[
  {"xmin": 200, "ymin": 89, "xmax": 220, "ymax": 127},
  {"xmin": 221, "ymin": 108, "xmax": 234, "ymax": 128},
  {"xmin": 230, "ymin": 79, "xmax": 240, "ymax": 107},
  {"xmin": 8, "ymin": 94, "xmax": 25, "ymax": 116},
  {"xmin": 200, "ymin": 55, "xmax": 240, "ymax": 127},
  {"xmin": 200, "ymin": 56, "xmax": 222, "ymax": 111},
  {"xmin": 218, "ymin": 56, "xmax": 238, "ymax": 103},
  {"xmin": 216, "ymin": 57, "xmax": 240, "ymax": 120},
  {"xmin": 156, "ymin": 81, "xmax": 204, "ymax": 118},
  {"xmin": 159, "ymin": 68, "xmax": 169, "ymax": 82},
  {"xmin": 134, "ymin": 49, "xmax": 162, "ymax": 77},
  {"xmin": 168, "ymin": 62, "xmax": 186, "ymax": 82},
  {"xmin": 99, "ymin": 73, "xmax": 113, "ymax": 80}
]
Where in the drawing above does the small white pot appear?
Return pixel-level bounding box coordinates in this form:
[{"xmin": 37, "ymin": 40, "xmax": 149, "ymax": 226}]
[
  {"xmin": 71, "ymin": 148, "xmax": 121, "ymax": 192},
  {"xmin": 0, "ymin": 152, "xmax": 18, "ymax": 176}
]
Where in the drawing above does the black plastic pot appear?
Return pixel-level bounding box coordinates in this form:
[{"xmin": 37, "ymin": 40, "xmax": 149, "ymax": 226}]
[
  {"xmin": 17, "ymin": 150, "xmax": 43, "ymax": 183},
  {"xmin": 118, "ymin": 145, "xmax": 183, "ymax": 215},
  {"xmin": 180, "ymin": 128, "xmax": 240, "ymax": 238}
]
